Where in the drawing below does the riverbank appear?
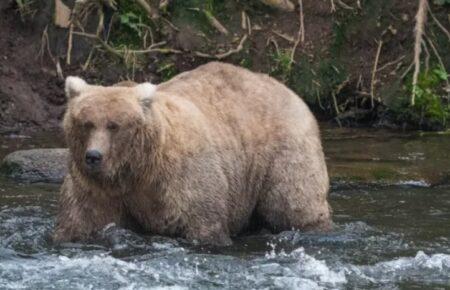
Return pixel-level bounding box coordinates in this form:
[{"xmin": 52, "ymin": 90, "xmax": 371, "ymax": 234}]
[{"xmin": 1, "ymin": 1, "xmax": 449, "ymax": 133}]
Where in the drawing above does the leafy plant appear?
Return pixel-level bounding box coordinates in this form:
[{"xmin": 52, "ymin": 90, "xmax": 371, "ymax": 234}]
[
  {"xmin": 15, "ymin": 0, "xmax": 36, "ymax": 21},
  {"xmin": 108, "ymin": 0, "xmax": 155, "ymax": 49},
  {"xmin": 119, "ymin": 12, "xmax": 145, "ymax": 37},
  {"xmin": 269, "ymin": 49, "xmax": 293, "ymax": 81},
  {"xmin": 392, "ymin": 66, "xmax": 450, "ymax": 130}
]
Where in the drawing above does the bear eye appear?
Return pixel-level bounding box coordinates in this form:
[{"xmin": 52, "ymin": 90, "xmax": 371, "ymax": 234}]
[
  {"xmin": 107, "ymin": 121, "xmax": 119, "ymax": 131},
  {"xmin": 83, "ymin": 121, "xmax": 94, "ymax": 130}
]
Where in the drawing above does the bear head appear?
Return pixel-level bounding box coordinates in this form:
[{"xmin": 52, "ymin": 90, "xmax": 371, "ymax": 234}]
[{"xmin": 63, "ymin": 76, "xmax": 157, "ymax": 183}]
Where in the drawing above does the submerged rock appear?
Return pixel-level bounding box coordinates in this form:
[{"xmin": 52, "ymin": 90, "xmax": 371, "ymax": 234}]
[{"xmin": 0, "ymin": 148, "xmax": 68, "ymax": 183}]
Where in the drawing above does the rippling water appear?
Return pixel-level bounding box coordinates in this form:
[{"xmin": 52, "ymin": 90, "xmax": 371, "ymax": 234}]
[{"xmin": 0, "ymin": 178, "xmax": 449, "ymax": 289}]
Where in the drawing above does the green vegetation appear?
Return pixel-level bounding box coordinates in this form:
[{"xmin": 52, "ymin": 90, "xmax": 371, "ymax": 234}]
[
  {"xmin": 157, "ymin": 60, "xmax": 178, "ymax": 81},
  {"xmin": 392, "ymin": 66, "xmax": 449, "ymax": 130},
  {"xmin": 110, "ymin": 0, "xmax": 154, "ymax": 49},
  {"xmin": 65, "ymin": 0, "xmax": 449, "ymax": 130},
  {"xmin": 269, "ymin": 49, "xmax": 348, "ymax": 115},
  {"xmin": 15, "ymin": 0, "xmax": 36, "ymax": 21}
]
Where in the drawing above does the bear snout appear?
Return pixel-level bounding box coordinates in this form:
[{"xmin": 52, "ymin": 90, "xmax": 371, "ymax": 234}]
[{"xmin": 85, "ymin": 149, "xmax": 103, "ymax": 167}]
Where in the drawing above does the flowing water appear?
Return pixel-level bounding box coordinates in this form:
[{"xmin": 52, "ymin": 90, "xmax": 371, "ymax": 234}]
[{"xmin": 0, "ymin": 129, "xmax": 449, "ymax": 289}]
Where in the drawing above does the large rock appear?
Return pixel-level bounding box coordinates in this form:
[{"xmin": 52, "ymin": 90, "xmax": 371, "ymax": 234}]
[{"xmin": 0, "ymin": 149, "xmax": 68, "ymax": 183}]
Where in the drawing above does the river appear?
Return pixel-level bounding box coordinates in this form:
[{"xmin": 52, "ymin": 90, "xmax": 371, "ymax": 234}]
[{"xmin": 0, "ymin": 127, "xmax": 449, "ymax": 289}]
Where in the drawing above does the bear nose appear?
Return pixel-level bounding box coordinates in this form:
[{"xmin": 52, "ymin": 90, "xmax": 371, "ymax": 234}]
[{"xmin": 85, "ymin": 150, "xmax": 102, "ymax": 166}]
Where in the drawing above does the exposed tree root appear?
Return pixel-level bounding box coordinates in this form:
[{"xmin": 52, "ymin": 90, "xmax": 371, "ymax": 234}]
[
  {"xmin": 428, "ymin": 6, "xmax": 450, "ymax": 41},
  {"xmin": 370, "ymin": 39, "xmax": 383, "ymax": 108},
  {"xmin": 411, "ymin": 0, "xmax": 428, "ymax": 106},
  {"xmin": 289, "ymin": 0, "xmax": 305, "ymax": 66},
  {"xmin": 38, "ymin": 25, "xmax": 55, "ymax": 64},
  {"xmin": 425, "ymin": 35, "xmax": 450, "ymax": 90}
]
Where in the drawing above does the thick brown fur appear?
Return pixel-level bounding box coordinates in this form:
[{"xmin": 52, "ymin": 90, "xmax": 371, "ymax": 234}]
[{"xmin": 54, "ymin": 62, "xmax": 332, "ymax": 246}]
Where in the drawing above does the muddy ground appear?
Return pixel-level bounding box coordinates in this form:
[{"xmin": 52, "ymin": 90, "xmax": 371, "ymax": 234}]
[{"xmin": 0, "ymin": 0, "xmax": 448, "ymax": 134}]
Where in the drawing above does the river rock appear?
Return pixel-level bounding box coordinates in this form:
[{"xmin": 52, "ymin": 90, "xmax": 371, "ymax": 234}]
[{"xmin": 0, "ymin": 148, "xmax": 68, "ymax": 183}]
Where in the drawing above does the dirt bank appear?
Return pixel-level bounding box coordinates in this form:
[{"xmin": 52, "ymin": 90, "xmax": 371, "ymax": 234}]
[{"xmin": 0, "ymin": 0, "xmax": 448, "ymax": 133}]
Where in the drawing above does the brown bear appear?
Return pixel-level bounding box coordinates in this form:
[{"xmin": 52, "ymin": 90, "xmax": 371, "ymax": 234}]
[{"xmin": 53, "ymin": 62, "xmax": 331, "ymax": 246}]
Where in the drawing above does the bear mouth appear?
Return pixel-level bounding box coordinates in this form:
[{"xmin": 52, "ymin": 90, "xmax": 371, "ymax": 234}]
[{"xmin": 84, "ymin": 164, "xmax": 104, "ymax": 178}]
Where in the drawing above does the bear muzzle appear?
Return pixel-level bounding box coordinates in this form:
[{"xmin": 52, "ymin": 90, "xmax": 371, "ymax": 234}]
[{"xmin": 85, "ymin": 149, "xmax": 103, "ymax": 169}]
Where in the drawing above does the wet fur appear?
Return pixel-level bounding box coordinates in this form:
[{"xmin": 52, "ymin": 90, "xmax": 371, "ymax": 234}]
[{"xmin": 54, "ymin": 62, "xmax": 332, "ymax": 245}]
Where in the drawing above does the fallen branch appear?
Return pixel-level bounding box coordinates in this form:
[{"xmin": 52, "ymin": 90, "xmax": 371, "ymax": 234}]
[
  {"xmin": 72, "ymin": 31, "xmax": 181, "ymax": 58},
  {"xmin": 161, "ymin": 17, "xmax": 180, "ymax": 31},
  {"xmin": 376, "ymin": 55, "xmax": 406, "ymax": 72},
  {"xmin": 215, "ymin": 34, "xmax": 248, "ymax": 59},
  {"xmin": 189, "ymin": 8, "xmax": 228, "ymax": 35},
  {"xmin": 194, "ymin": 34, "xmax": 248, "ymax": 59},
  {"xmin": 66, "ymin": 23, "xmax": 74, "ymax": 65},
  {"xmin": 272, "ymin": 30, "xmax": 295, "ymax": 43},
  {"xmin": 336, "ymin": 0, "xmax": 354, "ymax": 10}
]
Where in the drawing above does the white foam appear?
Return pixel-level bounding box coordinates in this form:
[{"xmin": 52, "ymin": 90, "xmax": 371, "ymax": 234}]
[
  {"xmin": 396, "ymin": 180, "xmax": 431, "ymax": 187},
  {"xmin": 290, "ymin": 248, "xmax": 347, "ymax": 285},
  {"xmin": 1, "ymin": 244, "xmax": 449, "ymax": 289},
  {"xmin": 365, "ymin": 251, "xmax": 450, "ymax": 274},
  {"xmin": 346, "ymin": 251, "xmax": 450, "ymax": 285},
  {"xmin": 262, "ymin": 246, "xmax": 347, "ymax": 287}
]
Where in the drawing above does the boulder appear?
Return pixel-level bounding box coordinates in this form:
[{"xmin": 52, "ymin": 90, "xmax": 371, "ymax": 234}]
[{"xmin": 0, "ymin": 148, "xmax": 68, "ymax": 183}]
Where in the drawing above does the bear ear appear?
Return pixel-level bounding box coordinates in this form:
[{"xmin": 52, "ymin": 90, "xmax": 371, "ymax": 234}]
[
  {"xmin": 134, "ymin": 82, "xmax": 157, "ymax": 108},
  {"xmin": 65, "ymin": 76, "xmax": 89, "ymax": 99}
]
